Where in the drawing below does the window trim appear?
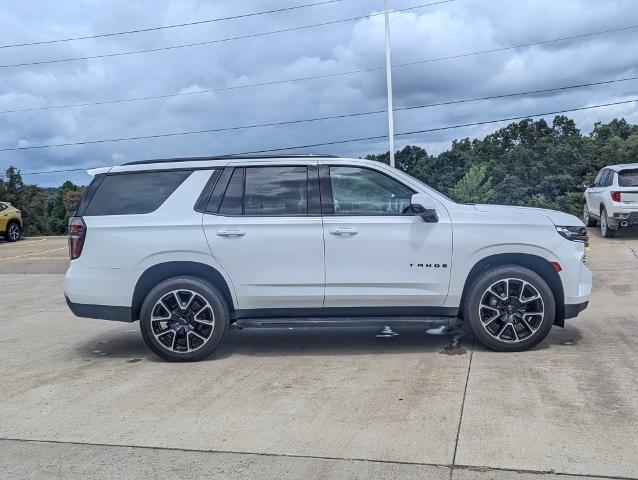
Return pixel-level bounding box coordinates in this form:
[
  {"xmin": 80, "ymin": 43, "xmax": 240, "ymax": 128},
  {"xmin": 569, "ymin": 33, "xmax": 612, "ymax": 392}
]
[
  {"xmin": 204, "ymin": 164, "xmax": 321, "ymax": 218},
  {"xmin": 320, "ymin": 164, "xmax": 417, "ymax": 217}
]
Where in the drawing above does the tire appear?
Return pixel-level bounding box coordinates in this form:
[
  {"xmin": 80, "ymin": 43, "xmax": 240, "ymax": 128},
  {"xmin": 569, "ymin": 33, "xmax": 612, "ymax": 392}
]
[
  {"xmin": 139, "ymin": 276, "xmax": 230, "ymax": 362},
  {"xmin": 583, "ymin": 203, "xmax": 596, "ymax": 227},
  {"xmin": 463, "ymin": 265, "xmax": 556, "ymax": 352},
  {"xmin": 600, "ymin": 207, "xmax": 617, "ymax": 238},
  {"xmin": 4, "ymin": 221, "xmax": 21, "ymax": 242}
]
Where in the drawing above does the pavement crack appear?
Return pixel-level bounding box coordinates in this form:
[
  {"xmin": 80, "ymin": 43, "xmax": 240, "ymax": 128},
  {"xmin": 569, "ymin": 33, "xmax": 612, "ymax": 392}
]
[{"xmin": 450, "ymin": 336, "xmax": 475, "ymax": 479}]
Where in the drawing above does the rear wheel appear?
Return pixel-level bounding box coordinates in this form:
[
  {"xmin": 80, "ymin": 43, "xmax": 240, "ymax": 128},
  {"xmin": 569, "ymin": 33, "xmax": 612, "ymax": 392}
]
[
  {"xmin": 4, "ymin": 221, "xmax": 20, "ymax": 242},
  {"xmin": 600, "ymin": 207, "xmax": 617, "ymax": 238},
  {"xmin": 140, "ymin": 277, "xmax": 229, "ymax": 362},
  {"xmin": 463, "ymin": 265, "xmax": 556, "ymax": 352},
  {"xmin": 583, "ymin": 203, "xmax": 596, "ymax": 227}
]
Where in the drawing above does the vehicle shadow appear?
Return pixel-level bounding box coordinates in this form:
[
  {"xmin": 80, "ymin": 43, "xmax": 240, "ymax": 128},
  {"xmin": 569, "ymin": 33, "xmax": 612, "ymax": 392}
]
[
  {"xmin": 77, "ymin": 325, "xmax": 474, "ymax": 362},
  {"xmin": 77, "ymin": 323, "xmax": 584, "ymax": 362},
  {"xmin": 588, "ymin": 225, "xmax": 638, "ymax": 239}
]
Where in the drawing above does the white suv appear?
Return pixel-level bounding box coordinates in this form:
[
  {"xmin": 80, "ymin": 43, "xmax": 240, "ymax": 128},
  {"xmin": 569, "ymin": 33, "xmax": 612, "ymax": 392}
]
[
  {"xmin": 64, "ymin": 155, "xmax": 592, "ymax": 361},
  {"xmin": 583, "ymin": 163, "xmax": 638, "ymax": 237}
]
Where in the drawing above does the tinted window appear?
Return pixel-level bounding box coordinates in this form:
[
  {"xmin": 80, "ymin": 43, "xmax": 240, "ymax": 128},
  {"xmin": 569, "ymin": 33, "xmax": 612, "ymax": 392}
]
[
  {"xmin": 0, "ymin": 203, "xmax": 6, "ymax": 212},
  {"xmin": 593, "ymin": 169, "xmax": 605, "ymax": 187},
  {"xmin": 218, "ymin": 168, "xmax": 244, "ymax": 215},
  {"xmin": 84, "ymin": 171, "xmax": 191, "ymax": 216},
  {"xmin": 603, "ymin": 170, "xmax": 615, "ymax": 187},
  {"xmin": 329, "ymin": 166, "xmax": 414, "ymax": 215},
  {"xmin": 243, "ymin": 166, "xmax": 308, "ymax": 216},
  {"xmin": 619, "ymin": 169, "xmax": 638, "ymax": 187}
]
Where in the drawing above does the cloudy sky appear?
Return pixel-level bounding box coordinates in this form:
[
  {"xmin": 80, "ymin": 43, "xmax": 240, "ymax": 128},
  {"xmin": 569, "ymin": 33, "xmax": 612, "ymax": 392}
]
[{"xmin": 1, "ymin": 0, "xmax": 637, "ymax": 186}]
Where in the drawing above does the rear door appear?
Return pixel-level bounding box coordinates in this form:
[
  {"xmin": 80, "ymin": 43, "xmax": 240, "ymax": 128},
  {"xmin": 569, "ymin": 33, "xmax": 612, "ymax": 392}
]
[
  {"xmin": 319, "ymin": 162, "xmax": 453, "ymax": 308},
  {"xmin": 201, "ymin": 162, "xmax": 325, "ymax": 311}
]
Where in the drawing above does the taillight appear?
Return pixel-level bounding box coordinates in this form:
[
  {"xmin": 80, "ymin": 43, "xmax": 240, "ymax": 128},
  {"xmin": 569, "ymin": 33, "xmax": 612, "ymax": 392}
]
[
  {"xmin": 68, "ymin": 217, "xmax": 86, "ymax": 260},
  {"xmin": 611, "ymin": 191, "xmax": 621, "ymax": 202}
]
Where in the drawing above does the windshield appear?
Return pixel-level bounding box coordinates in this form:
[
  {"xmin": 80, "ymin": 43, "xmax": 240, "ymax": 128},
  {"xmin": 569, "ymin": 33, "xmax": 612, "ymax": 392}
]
[{"xmin": 618, "ymin": 169, "xmax": 638, "ymax": 187}]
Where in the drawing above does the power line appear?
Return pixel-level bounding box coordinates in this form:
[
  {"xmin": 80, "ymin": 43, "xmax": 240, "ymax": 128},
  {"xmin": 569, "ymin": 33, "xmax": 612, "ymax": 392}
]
[
  {"xmin": 3, "ymin": 23, "xmax": 636, "ymax": 115},
  {"xmin": 0, "ymin": 1, "xmax": 455, "ymax": 69},
  {"xmin": 5, "ymin": 75, "xmax": 638, "ymax": 152},
  {"xmin": 20, "ymin": 98, "xmax": 638, "ymax": 175},
  {"xmin": 0, "ymin": 0, "xmax": 345, "ymax": 49},
  {"xmin": 393, "ymin": 23, "xmax": 638, "ymax": 69}
]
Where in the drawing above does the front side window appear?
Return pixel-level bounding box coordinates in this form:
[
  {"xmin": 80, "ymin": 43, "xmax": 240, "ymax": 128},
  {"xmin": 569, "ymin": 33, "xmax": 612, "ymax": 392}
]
[
  {"xmin": 619, "ymin": 169, "xmax": 638, "ymax": 187},
  {"xmin": 593, "ymin": 169, "xmax": 605, "ymax": 187},
  {"xmin": 84, "ymin": 170, "xmax": 191, "ymax": 216},
  {"xmin": 328, "ymin": 166, "xmax": 414, "ymax": 215},
  {"xmin": 0, "ymin": 203, "xmax": 6, "ymax": 212}
]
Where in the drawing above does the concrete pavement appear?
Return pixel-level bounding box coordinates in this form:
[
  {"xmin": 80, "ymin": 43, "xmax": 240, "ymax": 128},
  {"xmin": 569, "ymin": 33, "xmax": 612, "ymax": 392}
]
[{"xmin": 0, "ymin": 230, "xmax": 637, "ymax": 479}]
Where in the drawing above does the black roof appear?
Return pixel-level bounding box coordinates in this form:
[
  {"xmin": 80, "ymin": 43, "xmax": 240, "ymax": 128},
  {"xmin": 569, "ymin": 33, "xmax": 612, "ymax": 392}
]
[{"xmin": 123, "ymin": 154, "xmax": 338, "ymax": 166}]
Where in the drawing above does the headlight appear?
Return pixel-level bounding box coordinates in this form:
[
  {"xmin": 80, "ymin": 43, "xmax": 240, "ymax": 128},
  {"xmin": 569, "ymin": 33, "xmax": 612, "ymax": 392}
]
[{"xmin": 556, "ymin": 226, "xmax": 588, "ymax": 243}]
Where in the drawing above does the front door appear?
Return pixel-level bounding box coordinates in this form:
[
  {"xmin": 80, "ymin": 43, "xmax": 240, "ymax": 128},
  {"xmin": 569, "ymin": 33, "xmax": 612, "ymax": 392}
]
[
  {"xmin": 320, "ymin": 163, "xmax": 453, "ymax": 308},
  {"xmin": 202, "ymin": 163, "xmax": 325, "ymax": 310}
]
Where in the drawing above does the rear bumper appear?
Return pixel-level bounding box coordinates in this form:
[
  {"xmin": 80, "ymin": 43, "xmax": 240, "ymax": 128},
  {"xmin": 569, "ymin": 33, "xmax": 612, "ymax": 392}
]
[
  {"xmin": 65, "ymin": 296, "xmax": 133, "ymax": 322},
  {"xmin": 564, "ymin": 301, "xmax": 589, "ymax": 319}
]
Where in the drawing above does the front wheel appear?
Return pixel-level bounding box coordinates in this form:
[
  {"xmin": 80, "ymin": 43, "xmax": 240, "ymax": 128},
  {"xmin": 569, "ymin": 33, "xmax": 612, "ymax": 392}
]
[
  {"xmin": 139, "ymin": 277, "xmax": 230, "ymax": 362},
  {"xmin": 463, "ymin": 265, "xmax": 556, "ymax": 352}
]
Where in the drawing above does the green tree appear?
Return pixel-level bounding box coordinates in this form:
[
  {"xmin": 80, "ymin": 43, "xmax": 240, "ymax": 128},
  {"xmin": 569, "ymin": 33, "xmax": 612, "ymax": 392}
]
[{"xmin": 449, "ymin": 164, "xmax": 494, "ymax": 204}]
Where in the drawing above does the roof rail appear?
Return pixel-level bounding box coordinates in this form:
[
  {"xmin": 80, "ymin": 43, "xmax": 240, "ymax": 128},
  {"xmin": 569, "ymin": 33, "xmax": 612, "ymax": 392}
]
[{"xmin": 123, "ymin": 154, "xmax": 339, "ymax": 166}]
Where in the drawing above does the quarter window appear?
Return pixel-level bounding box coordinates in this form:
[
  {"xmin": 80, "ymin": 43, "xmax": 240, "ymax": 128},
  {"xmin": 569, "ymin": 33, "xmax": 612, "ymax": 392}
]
[
  {"xmin": 328, "ymin": 166, "xmax": 414, "ymax": 215},
  {"xmin": 84, "ymin": 171, "xmax": 191, "ymax": 216}
]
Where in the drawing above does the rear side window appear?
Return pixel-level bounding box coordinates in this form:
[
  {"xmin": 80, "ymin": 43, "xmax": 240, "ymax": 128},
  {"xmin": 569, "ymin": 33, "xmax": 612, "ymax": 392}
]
[
  {"xmin": 619, "ymin": 169, "xmax": 638, "ymax": 187},
  {"xmin": 244, "ymin": 166, "xmax": 307, "ymax": 215},
  {"xmin": 84, "ymin": 171, "xmax": 191, "ymax": 216},
  {"xmin": 211, "ymin": 166, "xmax": 309, "ymax": 216}
]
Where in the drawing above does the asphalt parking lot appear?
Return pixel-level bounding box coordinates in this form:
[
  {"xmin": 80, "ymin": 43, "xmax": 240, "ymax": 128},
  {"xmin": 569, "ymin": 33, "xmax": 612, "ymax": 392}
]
[{"xmin": 1, "ymin": 230, "xmax": 637, "ymax": 480}]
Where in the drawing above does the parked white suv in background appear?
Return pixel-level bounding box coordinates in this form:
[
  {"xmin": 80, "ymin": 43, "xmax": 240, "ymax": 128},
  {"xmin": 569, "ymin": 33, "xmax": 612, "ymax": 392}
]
[
  {"xmin": 583, "ymin": 163, "xmax": 638, "ymax": 237},
  {"xmin": 64, "ymin": 155, "xmax": 592, "ymax": 361}
]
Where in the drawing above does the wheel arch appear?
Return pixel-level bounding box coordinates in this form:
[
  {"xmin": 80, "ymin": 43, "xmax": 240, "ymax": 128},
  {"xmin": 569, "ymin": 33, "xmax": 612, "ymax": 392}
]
[
  {"xmin": 460, "ymin": 253, "xmax": 565, "ymax": 327},
  {"xmin": 132, "ymin": 261, "xmax": 235, "ymax": 321}
]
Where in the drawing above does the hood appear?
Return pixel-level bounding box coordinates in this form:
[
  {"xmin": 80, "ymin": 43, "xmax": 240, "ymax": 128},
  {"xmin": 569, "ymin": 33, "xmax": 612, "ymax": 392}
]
[{"xmin": 473, "ymin": 204, "xmax": 584, "ymax": 227}]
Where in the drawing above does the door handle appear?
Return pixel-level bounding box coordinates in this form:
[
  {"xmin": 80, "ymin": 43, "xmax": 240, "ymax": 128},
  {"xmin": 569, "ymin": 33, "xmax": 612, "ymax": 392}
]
[
  {"xmin": 329, "ymin": 227, "xmax": 359, "ymax": 236},
  {"xmin": 216, "ymin": 229, "xmax": 246, "ymax": 237}
]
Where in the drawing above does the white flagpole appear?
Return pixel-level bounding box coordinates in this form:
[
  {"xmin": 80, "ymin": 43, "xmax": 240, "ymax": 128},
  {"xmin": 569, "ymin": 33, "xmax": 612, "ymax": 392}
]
[{"xmin": 384, "ymin": 0, "xmax": 396, "ymax": 168}]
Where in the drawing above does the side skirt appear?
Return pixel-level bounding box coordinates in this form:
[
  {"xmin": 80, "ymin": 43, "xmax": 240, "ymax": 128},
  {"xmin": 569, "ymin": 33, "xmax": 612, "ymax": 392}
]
[{"xmin": 236, "ymin": 316, "xmax": 457, "ymax": 329}]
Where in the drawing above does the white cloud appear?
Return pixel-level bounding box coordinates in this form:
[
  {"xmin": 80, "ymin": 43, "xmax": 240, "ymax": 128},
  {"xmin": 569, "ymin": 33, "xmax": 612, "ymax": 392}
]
[{"xmin": 0, "ymin": 0, "xmax": 637, "ymax": 185}]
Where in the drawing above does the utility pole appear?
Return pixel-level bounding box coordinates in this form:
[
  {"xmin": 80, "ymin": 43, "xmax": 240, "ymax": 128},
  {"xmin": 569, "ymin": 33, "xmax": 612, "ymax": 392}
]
[{"xmin": 384, "ymin": 0, "xmax": 396, "ymax": 168}]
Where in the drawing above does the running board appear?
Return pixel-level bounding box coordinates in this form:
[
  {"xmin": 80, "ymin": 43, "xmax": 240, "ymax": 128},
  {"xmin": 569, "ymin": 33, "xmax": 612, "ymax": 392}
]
[{"xmin": 235, "ymin": 316, "xmax": 456, "ymax": 329}]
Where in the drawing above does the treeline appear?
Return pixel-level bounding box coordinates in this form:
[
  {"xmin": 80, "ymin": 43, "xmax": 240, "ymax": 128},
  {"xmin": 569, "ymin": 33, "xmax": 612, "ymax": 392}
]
[
  {"xmin": 369, "ymin": 116, "xmax": 638, "ymax": 214},
  {"xmin": 1, "ymin": 115, "xmax": 637, "ymax": 236},
  {"xmin": 0, "ymin": 167, "xmax": 84, "ymax": 236}
]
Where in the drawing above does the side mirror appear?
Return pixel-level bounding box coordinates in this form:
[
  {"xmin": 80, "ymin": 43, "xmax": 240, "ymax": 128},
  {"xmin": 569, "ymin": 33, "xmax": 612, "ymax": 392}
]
[
  {"xmin": 410, "ymin": 194, "xmax": 439, "ymax": 223},
  {"xmin": 582, "ymin": 181, "xmax": 591, "ymax": 189}
]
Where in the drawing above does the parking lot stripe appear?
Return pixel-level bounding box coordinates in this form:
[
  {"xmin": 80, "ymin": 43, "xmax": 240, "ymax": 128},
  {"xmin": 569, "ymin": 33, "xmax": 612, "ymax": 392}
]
[
  {"xmin": 0, "ymin": 247, "xmax": 66, "ymax": 261},
  {"xmin": 0, "ymin": 238, "xmax": 48, "ymax": 248}
]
